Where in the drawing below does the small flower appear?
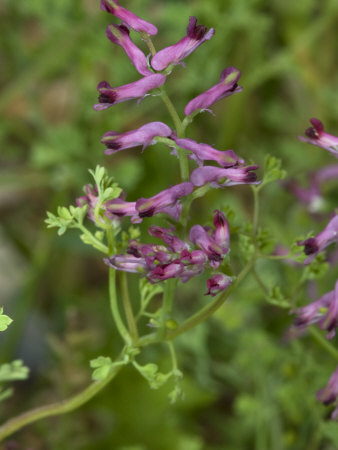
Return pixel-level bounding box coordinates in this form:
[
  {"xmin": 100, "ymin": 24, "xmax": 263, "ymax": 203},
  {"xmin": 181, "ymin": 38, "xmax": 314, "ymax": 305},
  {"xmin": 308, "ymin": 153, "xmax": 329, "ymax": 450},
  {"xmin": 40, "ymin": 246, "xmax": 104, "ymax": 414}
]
[
  {"xmin": 151, "ymin": 16, "xmax": 214, "ymax": 71},
  {"xmin": 136, "ymin": 182, "xmax": 194, "ymax": 220},
  {"xmin": 298, "ymin": 214, "xmax": 338, "ymax": 264},
  {"xmin": 106, "ymin": 24, "xmax": 152, "ymax": 76},
  {"xmin": 101, "ymin": 122, "xmax": 172, "ymax": 154},
  {"xmin": 148, "ymin": 260, "xmax": 184, "ymax": 282},
  {"xmin": 213, "ymin": 210, "xmax": 230, "ymax": 250},
  {"xmin": 94, "ymin": 74, "xmax": 166, "ymax": 111},
  {"xmin": 299, "ymin": 118, "xmax": 338, "ymax": 158},
  {"xmin": 184, "ymin": 66, "xmax": 242, "ymax": 116},
  {"xmin": 76, "ymin": 184, "xmax": 99, "ymax": 222},
  {"xmin": 317, "ymin": 367, "xmax": 338, "ymax": 420},
  {"xmin": 104, "ymin": 254, "xmax": 147, "ymax": 273},
  {"xmin": 291, "ymin": 280, "xmax": 338, "ymax": 339},
  {"xmin": 101, "ymin": 0, "xmax": 158, "ymax": 35},
  {"xmin": 205, "ymin": 274, "xmax": 232, "ymax": 296},
  {"xmin": 148, "ymin": 226, "xmax": 187, "ymax": 253},
  {"xmin": 189, "ymin": 225, "xmax": 227, "ymax": 269},
  {"xmin": 190, "ymin": 165, "xmax": 259, "ymax": 187},
  {"xmin": 173, "ymin": 136, "xmax": 244, "ymax": 168},
  {"xmin": 105, "ymin": 198, "xmax": 138, "ymax": 220}
]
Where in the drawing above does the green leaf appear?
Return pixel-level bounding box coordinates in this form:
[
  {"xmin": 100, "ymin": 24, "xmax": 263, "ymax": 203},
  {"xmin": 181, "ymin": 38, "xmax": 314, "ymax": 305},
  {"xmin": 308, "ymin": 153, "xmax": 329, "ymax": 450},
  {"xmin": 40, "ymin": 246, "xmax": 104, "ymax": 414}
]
[
  {"xmin": 90, "ymin": 356, "xmax": 113, "ymax": 381},
  {"xmin": 0, "ymin": 360, "xmax": 29, "ymax": 382},
  {"xmin": 134, "ymin": 363, "xmax": 171, "ymax": 390},
  {"xmin": 261, "ymin": 155, "xmax": 287, "ymax": 186},
  {"xmin": 303, "ymin": 254, "xmax": 329, "ymax": 280},
  {"xmin": 0, "ymin": 308, "xmax": 13, "ymax": 332},
  {"xmin": 266, "ymin": 286, "xmax": 290, "ymax": 308},
  {"xmin": 238, "ymin": 234, "xmax": 255, "ymax": 260},
  {"xmin": 0, "ymin": 386, "xmax": 14, "ymax": 403}
]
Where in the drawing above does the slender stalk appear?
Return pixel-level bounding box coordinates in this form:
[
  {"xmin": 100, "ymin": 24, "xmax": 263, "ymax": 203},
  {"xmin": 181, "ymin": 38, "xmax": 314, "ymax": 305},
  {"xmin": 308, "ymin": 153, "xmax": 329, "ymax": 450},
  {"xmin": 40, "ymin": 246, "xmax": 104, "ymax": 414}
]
[
  {"xmin": 0, "ymin": 361, "xmax": 123, "ymax": 442},
  {"xmin": 109, "ymin": 268, "xmax": 131, "ymax": 345},
  {"xmin": 158, "ymin": 279, "xmax": 177, "ymax": 338},
  {"xmin": 308, "ymin": 326, "xmax": 338, "ymax": 360},
  {"xmin": 252, "ymin": 265, "xmax": 269, "ymax": 296},
  {"xmin": 119, "ymin": 272, "xmax": 139, "ymax": 342},
  {"xmin": 168, "ymin": 341, "xmax": 178, "ymax": 371},
  {"xmin": 78, "ymin": 225, "xmax": 108, "ymax": 254},
  {"xmin": 252, "ymin": 186, "xmax": 260, "ymax": 237},
  {"xmin": 166, "ymin": 260, "xmax": 254, "ymax": 339}
]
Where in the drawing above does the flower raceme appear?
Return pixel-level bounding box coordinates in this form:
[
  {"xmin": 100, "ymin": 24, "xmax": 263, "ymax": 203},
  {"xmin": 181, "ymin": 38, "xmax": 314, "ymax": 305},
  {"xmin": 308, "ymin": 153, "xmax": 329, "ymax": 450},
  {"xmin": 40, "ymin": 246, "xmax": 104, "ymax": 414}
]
[
  {"xmin": 105, "ymin": 210, "xmax": 232, "ymax": 296},
  {"xmin": 298, "ymin": 214, "xmax": 338, "ymax": 264},
  {"xmin": 299, "ymin": 118, "xmax": 338, "ymax": 158},
  {"xmin": 94, "ymin": 75, "xmax": 166, "ymax": 110},
  {"xmin": 151, "ymin": 16, "xmax": 214, "ymax": 71},
  {"xmin": 101, "ymin": 0, "xmax": 158, "ymax": 35}
]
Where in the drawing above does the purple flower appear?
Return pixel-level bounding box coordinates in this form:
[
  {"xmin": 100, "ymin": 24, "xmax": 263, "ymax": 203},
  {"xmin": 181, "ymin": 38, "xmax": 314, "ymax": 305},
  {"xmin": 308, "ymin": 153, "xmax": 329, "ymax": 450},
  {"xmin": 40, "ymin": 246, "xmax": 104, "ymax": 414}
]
[
  {"xmin": 190, "ymin": 165, "xmax": 259, "ymax": 187},
  {"xmin": 298, "ymin": 214, "xmax": 338, "ymax": 264},
  {"xmin": 148, "ymin": 226, "xmax": 187, "ymax": 253},
  {"xmin": 136, "ymin": 182, "xmax": 194, "ymax": 220},
  {"xmin": 77, "ymin": 184, "xmax": 99, "ymax": 222},
  {"xmin": 104, "ymin": 254, "xmax": 147, "ymax": 273},
  {"xmin": 151, "ymin": 16, "xmax": 214, "ymax": 71},
  {"xmin": 205, "ymin": 274, "xmax": 232, "ymax": 296},
  {"xmin": 101, "ymin": 0, "xmax": 158, "ymax": 35},
  {"xmin": 101, "ymin": 122, "xmax": 172, "ymax": 154},
  {"xmin": 189, "ymin": 226, "xmax": 226, "ymax": 269},
  {"xmin": 104, "ymin": 198, "xmax": 138, "ymax": 220},
  {"xmin": 184, "ymin": 66, "xmax": 242, "ymax": 116},
  {"xmin": 106, "ymin": 24, "xmax": 152, "ymax": 76},
  {"xmin": 292, "ymin": 280, "xmax": 338, "ymax": 339},
  {"xmin": 299, "ymin": 118, "xmax": 338, "ymax": 158},
  {"xmin": 317, "ymin": 367, "xmax": 338, "ymax": 420},
  {"xmin": 94, "ymin": 74, "xmax": 166, "ymax": 111},
  {"xmin": 148, "ymin": 260, "xmax": 184, "ymax": 282},
  {"xmin": 173, "ymin": 136, "xmax": 244, "ymax": 168},
  {"xmin": 213, "ymin": 210, "xmax": 230, "ymax": 250}
]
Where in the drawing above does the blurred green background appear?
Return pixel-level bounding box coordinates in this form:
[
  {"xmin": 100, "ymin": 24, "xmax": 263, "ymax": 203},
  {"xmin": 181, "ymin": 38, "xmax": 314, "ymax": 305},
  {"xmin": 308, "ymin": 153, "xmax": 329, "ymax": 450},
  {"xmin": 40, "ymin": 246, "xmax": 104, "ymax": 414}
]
[{"xmin": 1, "ymin": 0, "xmax": 338, "ymax": 448}]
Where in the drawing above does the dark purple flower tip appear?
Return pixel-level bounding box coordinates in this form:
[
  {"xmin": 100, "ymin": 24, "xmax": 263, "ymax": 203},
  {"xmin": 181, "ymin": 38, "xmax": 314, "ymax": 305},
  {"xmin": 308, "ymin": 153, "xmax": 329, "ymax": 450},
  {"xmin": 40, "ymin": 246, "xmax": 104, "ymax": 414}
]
[
  {"xmin": 173, "ymin": 137, "xmax": 244, "ymax": 168},
  {"xmin": 190, "ymin": 165, "xmax": 259, "ymax": 188},
  {"xmin": 298, "ymin": 214, "xmax": 338, "ymax": 264},
  {"xmin": 106, "ymin": 24, "xmax": 152, "ymax": 76},
  {"xmin": 148, "ymin": 226, "xmax": 187, "ymax": 253},
  {"xmin": 213, "ymin": 210, "xmax": 230, "ymax": 249},
  {"xmin": 151, "ymin": 16, "xmax": 214, "ymax": 71},
  {"xmin": 101, "ymin": 0, "xmax": 158, "ymax": 35},
  {"xmin": 184, "ymin": 66, "xmax": 242, "ymax": 116},
  {"xmin": 205, "ymin": 274, "xmax": 232, "ymax": 296},
  {"xmin": 136, "ymin": 182, "xmax": 194, "ymax": 220},
  {"xmin": 94, "ymin": 74, "xmax": 166, "ymax": 111},
  {"xmin": 299, "ymin": 118, "xmax": 338, "ymax": 158},
  {"xmin": 101, "ymin": 121, "xmax": 172, "ymax": 155}
]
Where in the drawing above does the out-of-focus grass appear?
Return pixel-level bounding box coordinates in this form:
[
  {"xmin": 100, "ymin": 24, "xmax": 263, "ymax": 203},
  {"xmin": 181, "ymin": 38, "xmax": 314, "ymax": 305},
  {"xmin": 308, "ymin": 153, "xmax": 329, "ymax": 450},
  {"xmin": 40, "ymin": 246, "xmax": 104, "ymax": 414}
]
[{"xmin": 0, "ymin": 0, "xmax": 338, "ymax": 448}]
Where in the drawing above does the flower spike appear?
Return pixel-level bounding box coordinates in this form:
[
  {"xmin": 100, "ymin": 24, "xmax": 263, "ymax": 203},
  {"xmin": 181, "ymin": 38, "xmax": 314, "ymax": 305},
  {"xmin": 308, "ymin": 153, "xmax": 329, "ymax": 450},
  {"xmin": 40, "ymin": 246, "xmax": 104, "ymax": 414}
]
[
  {"xmin": 101, "ymin": 0, "xmax": 158, "ymax": 35},
  {"xmin": 94, "ymin": 74, "xmax": 166, "ymax": 111},
  {"xmin": 151, "ymin": 16, "xmax": 214, "ymax": 71},
  {"xmin": 106, "ymin": 24, "xmax": 152, "ymax": 76},
  {"xmin": 299, "ymin": 118, "xmax": 338, "ymax": 158},
  {"xmin": 184, "ymin": 66, "xmax": 242, "ymax": 116}
]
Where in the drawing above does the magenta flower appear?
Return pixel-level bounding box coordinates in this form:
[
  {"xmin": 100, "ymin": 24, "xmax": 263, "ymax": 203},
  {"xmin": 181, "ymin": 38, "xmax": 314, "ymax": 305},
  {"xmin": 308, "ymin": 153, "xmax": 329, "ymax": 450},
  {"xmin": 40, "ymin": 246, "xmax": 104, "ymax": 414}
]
[
  {"xmin": 94, "ymin": 74, "xmax": 166, "ymax": 111},
  {"xmin": 205, "ymin": 274, "xmax": 232, "ymax": 296},
  {"xmin": 173, "ymin": 137, "xmax": 244, "ymax": 168},
  {"xmin": 104, "ymin": 198, "xmax": 138, "ymax": 220},
  {"xmin": 213, "ymin": 210, "xmax": 230, "ymax": 249},
  {"xmin": 292, "ymin": 280, "xmax": 338, "ymax": 339},
  {"xmin": 106, "ymin": 24, "xmax": 152, "ymax": 76},
  {"xmin": 77, "ymin": 184, "xmax": 99, "ymax": 222},
  {"xmin": 151, "ymin": 16, "xmax": 214, "ymax": 71},
  {"xmin": 299, "ymin": 118, "xmax": 338, "ymax": 158},
  {"xmin": 190, "ymin": 165, "xmax": 259, "ymax": 187},
  {"xmin": 136, "ymin": 182, "xmax": 194, "ymax": 220},
  {"xmin": 148, "ymin": 226, "xmax": 187, "ymax": 253},
  {"xmin": 101, "ymin": 0, "xmax": 158, "ymax": 35},
  {"xmin": 104, "ymin": 254, "xmax": 147, "ymax": 273},
  {"xmin": 184, "ymin": 66, "xmax": 242, "ymax": 116},
  {"xmin": 317, "ymin": 367, "xmax": 338, "ymax": 419},
  {"xmin": 298, "ymin": 214, "xmax": 338, "ymax": 264},
  {"xmin": 101, "ymin": 122, "xmax": 172, "ymax": 154},
  {"xmin": 148, "ymin": 261, "xmax": 184, "ymax": 283},
  {"xmin": 189, "ymin": 225, "xmax": 227, "ymax": 269}
]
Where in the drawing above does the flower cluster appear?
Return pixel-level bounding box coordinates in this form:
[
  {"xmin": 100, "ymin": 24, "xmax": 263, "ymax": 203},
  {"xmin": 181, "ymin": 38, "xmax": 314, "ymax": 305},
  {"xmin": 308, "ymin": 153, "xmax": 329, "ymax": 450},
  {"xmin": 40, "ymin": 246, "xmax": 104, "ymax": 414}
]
[{"xmin": 105, "ymin": 210, "xmax": 232, "ymax": 296}]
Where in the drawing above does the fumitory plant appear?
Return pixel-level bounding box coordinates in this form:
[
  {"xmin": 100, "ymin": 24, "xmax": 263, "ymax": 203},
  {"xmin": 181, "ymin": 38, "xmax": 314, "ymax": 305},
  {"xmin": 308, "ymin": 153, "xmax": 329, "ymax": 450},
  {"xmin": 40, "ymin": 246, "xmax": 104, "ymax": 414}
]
[{"xmin": 1, "ymin": 0, "xmax": 337, "ymax": 444}]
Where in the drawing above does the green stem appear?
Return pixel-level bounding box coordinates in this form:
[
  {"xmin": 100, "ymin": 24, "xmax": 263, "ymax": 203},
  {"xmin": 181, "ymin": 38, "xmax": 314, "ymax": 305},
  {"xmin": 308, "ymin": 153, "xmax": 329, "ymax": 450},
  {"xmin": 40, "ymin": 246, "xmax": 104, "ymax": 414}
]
[
  {"xmin": 308, "ymin": 326, "xmax": 338, "ymax": 360},
  {"xmin": 252, "ymin": 186, "xmax": 260, "ymax": 237},
  {"xmin": 252, "ymin": 265, "xmax": 269, "ymax": 296},
  {"xmin": 78, "ymin": 225, "xmax": 108, "ymax": 254},
  {"xmin": 109, "ymin": 268, "xmax": 131, "ymax": 345},
  {"xmin": 168, "ymin": 341, "xmax": 178, "ymax": 371},
  {"xmin": 0, "ymin": 361, "xmax": 123, "ymax": 442},
  {"xmin": 166, "ymin": 260, "xmax": 254, "ymax": 339},
  {"xmin": 120, "ymin": 272, "xmax": 139, "ymax": 343},
  {"xmin": 159, "ymin": 279, "xmax": 177, "ymax": 339}
]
